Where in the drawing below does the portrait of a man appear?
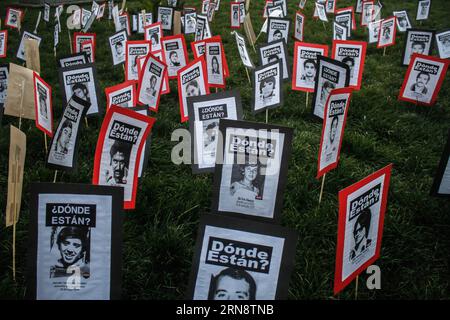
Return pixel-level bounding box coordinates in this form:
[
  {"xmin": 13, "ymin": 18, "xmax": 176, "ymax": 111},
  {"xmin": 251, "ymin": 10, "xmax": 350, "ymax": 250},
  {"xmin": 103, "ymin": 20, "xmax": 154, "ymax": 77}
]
[
  {"xmin": 169, "ymin": 51, "xmax": 180, "ymax": 67},
  {"xmin": 71, "ymin": 83, "xmax": 90, "ymax": 103},
  {"xmin": 54, "ymin": 119, "xmax": 73, "ymax": 156},
  {"xmin": 350, "ymin": 208, "xmax": 372, "ymax": 261},
  {"xmin": 186, "ymin": 79, "xmax": 201, "ymax": 97},
  {"xmin": 301, "ymin": 59, "xmax": 317, "ymax": 86},
  {"xmin": 260, "ymin": 76, "xmax": 276, "ymax": 105},
  {"xmin": 208, "ymin": 267, "xmax": 257, "ymax": 300},
  {"xmin": 409, "ymin": 71, "xmax": 430, "ymax": 99},
  {"xmin": 104, "ymin": 140, "xmax": 132, "ymax": 185}
]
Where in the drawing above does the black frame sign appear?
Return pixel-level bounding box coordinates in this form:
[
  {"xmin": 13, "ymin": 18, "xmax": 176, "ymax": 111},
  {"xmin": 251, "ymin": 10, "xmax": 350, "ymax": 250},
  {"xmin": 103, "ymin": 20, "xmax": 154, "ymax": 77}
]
[
  {"xmin": 211, "ymin": 119, "xmax": 294, "ymax": 223},
  {"xmin": 431, "ymin": 129, "xmax": 450, "ymax": 197},
  {"xmin": 267, "ymin": 17, "xmax": 290, "ymax": 45},
  {"xmin": 17, "ymin": 31, "xmax": 42, "ymax": 62},
  {"xmin": 187, "ymin": 90, "xmax": 244, "ymax": 174},
  {"xmin": 401, "ymin": 29, "xmax": 435, "ymax": 66},
  {"xmin": 27, "ymin": 183, "xmax": 124, "ymax": 300},
  {"xmin": 258, "ymin": 39, "xmax": 290, "ymax": 82},
  {"xmin": 251, "ymin": 60, "xmax": 283, "ymax": 114},
  {"xmin": 187, "ymin": 214, "xmax": 298, "ymax": 300},
  {"xmin": 435, "ymin": 29, "xmax": 450, "ymax": 59},
  {"xmin": 58, "ymin": 52, "xmax": 89, "ymax": 69}
]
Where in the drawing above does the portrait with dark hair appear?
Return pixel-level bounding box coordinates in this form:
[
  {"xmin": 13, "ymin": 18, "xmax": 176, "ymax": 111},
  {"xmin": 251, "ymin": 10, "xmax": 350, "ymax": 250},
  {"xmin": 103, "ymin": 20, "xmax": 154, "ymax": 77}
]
[
  {"xmin": 350, "ymin": 208, "xmax": 373, "ymax": 262},
  {"xmin": 71, "ymin": 82, "xmax": 90, "ymax": 103},
  {"xmin": 409, "ymin": 71, "xmax": 430, "ymax": 99},
  {"xmin": 259, "ymin": 76, "xmax": 276, "ymax": 105},
  {"xmin": 208, "ymin": 267, "xmax": 257, "ymax": 300},
  {"xmin": 186, "ymin": 79, "xmax": 201, "ymax": 97},
  {"xmin": 230, "ymin": 158, "xmax": 265, "ymax": 203},
  {"xmin": 325, "ymin": 115, "xmax": 339, "ymax": 161},
  {"xmin": 319, "ymin": 81, "xmax": 336, "ymax": 110},
  {"xmin": 104, "ymin": 140, "xmax": 132, "ymax": 185},
  {"xmin": 301, "ymin": 59, "xmax": 317, "ymax": 87},
  {"xmin": 202, "ymin": 119, "xmax": 219, "ymax": 162},
  {"xmin": 169, "ymin": 50, "xmax": 180, "ymax": 67},
  {"xmin": 54, "ymin": 119, "xmax": 73, "ymax": 157}
]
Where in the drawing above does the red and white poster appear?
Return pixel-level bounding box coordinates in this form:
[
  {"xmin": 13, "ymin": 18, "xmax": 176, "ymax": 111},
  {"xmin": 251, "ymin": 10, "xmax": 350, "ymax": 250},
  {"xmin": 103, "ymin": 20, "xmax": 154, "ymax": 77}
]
[
  {"xmin": 398, "ymin": 53, "xmax": 449, "ymax": 106},
  {"xmin": 316, "ymin": 87, "xmax": 353, "ymax": 178},
  {"xmin": 177, "ymin": 57, "xmax": 209, "ymax": 123},
  {"xmin": 73, "ymin": 32, "xmax": 96, "ymax": 55},
  {"xmin": 92, "ymin": 105, "xmax": 156, "ymax": 209},
  {"xmin": 104, "ymin": 81, "xmax": 137, "ymax": 110},
  {"xmin": 5, "ymin": 7, "xmax": 23, "ymax": 29},
  {"xmin": 0, "ymin": 30, "xmax": 8, "ymax": 58},
  {"xmin": 204, "ymin": 37, "xmax": 226, "ymax": 88},
  {"xmin": 125, "ymin": 40, "xmax": 151, "ymax": 81},
  {"xmin": 33, "ymin": 72, "xmax": 53, "ymax": 137},
  {"xmin": 191, "ymin": 36, "xmax": 229, "ymax": 78},
  {"xmin": 230, "ymin": 2, "xmax": 240, "ymax": 29},
  {"xmin": 161, "ymin": 34, "xmax": 189, "ymax": 79},
  {"xmin": 377, "ymin": 17, "xmax": 397, "ymax": 49},
  {"xmin": 335, "ymin": 6, "xmax": 356, "ymax": 31},
  {"xmin": 334, "ymin": 164, "xmax": 393, "ymax": 295},
  {"xmin": 361, "ymin": 0, "xmax": 374, "ymax": 27},
  {"xmin": 292, "ymin": 42, "xmax": 328, "ymax": 92},
  {"xmin": 144, "ymin": 22, "xmax": 163, "ymax": 53},
  {"xmin": 331, "ymin": 40, "xmax": 367, "ymax": 90},
  {"xmin": 81, "ymin": 40, "xmax": 95, "ymax": 63},
  {"xmin": 137, "ymin": 53, "xmax": 167, "ymax": 111}
]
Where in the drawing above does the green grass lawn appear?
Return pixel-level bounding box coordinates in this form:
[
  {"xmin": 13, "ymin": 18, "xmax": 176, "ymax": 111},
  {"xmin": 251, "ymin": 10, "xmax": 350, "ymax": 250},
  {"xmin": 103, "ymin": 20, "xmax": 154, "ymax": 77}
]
[{"xmin": 0, "ymin": 0, "xmax": 450, "ymax": 299}]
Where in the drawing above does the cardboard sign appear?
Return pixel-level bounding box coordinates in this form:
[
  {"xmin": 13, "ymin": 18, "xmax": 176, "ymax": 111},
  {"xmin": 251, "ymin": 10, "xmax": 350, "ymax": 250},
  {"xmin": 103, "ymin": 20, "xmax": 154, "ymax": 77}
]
[
  {"xmin": 59, "ymin": 63, "xmax": 102, "ymax": 116},
  {"xmin": 205, "ymin": 37, "xmax": 226, "ymax": 88},
  {"xmin": 401, "ymin": 29, "xmax": 435, "ymax": 66},
  {"xmin": 334, "ymin": 164, "xmax": 393, "ymax": 295},
  {"xmin": 162, "ymin": 34, "xmax": 189, "ymax": 79},
  {"xmin": 24, "ymin": 38, "xmax": 40, "ymax": 74},
  {"xmin": 158, "ymin": 6, "xmax": 174, "ymax": 31},
  {"xmin": 0, "ymin": 30, "xmax": 7, "ymax": 58},
  {"xmin": 5, "ymin": 8, "xmax": 23, "ymax": 29},
  {"xmin": 267, "ymin": 17, "xmax": 290, "ymax": 44},
  {"xmin": 4, "ymin": 63, "xmax": 36, "ymax": 120},
  {"xmin": 333, "ymin": 22, "xmax": 348, "ymax": 41},
  {"xmin": 398, "ymin": 53, "xmax": 449, "ymax": 106},
  {"xmin": 105, "ymin": 81, "xmax": 137, "ymax": 110},
  {"xmin": 58, "ymin": 52, "xmax": 89, "ymax": 69},
  {"xmin": 5, "ymin": 125, "xmax": 26, "ymax": 227},
  {"xmin": 435, "ymin": 29, "xmax": 450, "ymax": 59},
  {"xmin": 361, "ymin": 0, "xmax": 374, "ymax": 27},
  {"xmin": 47, "ymin": 95, "xmax": 90, "ymax": 171},
  {"xmin": 184, "ymin": 12, "xmax": 197, "ymax": 34},
  {"xmin": 258, "ymin": 40, "xmax": 290, "ymax": 82},
  {"xmin": 294, "ymin": 11, "xmax": 305, "ymax": 41},
  {"xmin": 81, "ymin": 40, "xmax": 95, "ymax": 63},
  {"xmin": 125, "ymin": 40, "xmax": 151, "ymax": 81},
  {"xmin": 233, "ymin": 31, "xmax": 254, "ymax": 69},
  {"xmin": 211, "ymin": 119, "xmax": 294, "ymax": 222},
  {"xmin": 187, "ymin": 90, "xmax": 243, "ymax": 173},
  {"xmin": 177, "ymin": 57, "xmax": 210, "ymax": 123},
  {"xmin": 137, "ymin": 53, "xmax": 167, "ymax": 111},
  {"xmin": 27, "ymin": 183, "xmax": 124, "ymax": 300},
  {"xmin": 393, "ymin": 10, "xmax": 412, "ymax": 33},
  {"xmin": 231, "ymin": 2, "xmax": 241, "ymax": 29},
  {"xmin": 292, "ymin": 42, "xmax": 328, "ymax": 92},
  {"xmin": 430, "ymin": 129, "xmax": 450, "ymax": 197},
  {"xmin": 187, "ymin": 214, "xmax": 298, "ymax": 300},
  {"xmin": 144, "ymin": 22, "xmax": 163, "ymax": 53},
  {"xmin": 416, "ymin": 0, "xmax": 431, "ymax": 21},
  {"xmin": 377, "ymin": 17, "xmax": 397, "ymax": 49},
  {"xmin": 317, "ymin": 88, "xmax": 353, "ymax": 178},
  {"xmin": 312, "ymin": 56, "xmax": 350, "ymax": 119},
  {"xmin": 0, "ymin": 64, "xmax": 9, "ymax": 111},
  {"xmin": 252, "ymin": 60, "xmax": 283, "ymax": 114},
  {"xmin": 33, "ymin": 72, "xmax": 53, "ymax": 137},
  {"xmin": 109, "ymin": 30, "xmax": 127, "ymax": 66},
  {"xmin": 73, "ymin": 32, "xmax": 96, "ymax": 55},
  {"xmin": 332, "ymin": 40, "xmax": 367, "ymax": 90},
  {"xmin": 92, "ymin": 105, "xmax": 156, "ymax": 209},
  {"xmin": 17, "ymin": 31, "xmax": 42, "ymax": 62},
  {"xmin": 174, "ymin": 10, "xmax": 182, "ymax": 35}
]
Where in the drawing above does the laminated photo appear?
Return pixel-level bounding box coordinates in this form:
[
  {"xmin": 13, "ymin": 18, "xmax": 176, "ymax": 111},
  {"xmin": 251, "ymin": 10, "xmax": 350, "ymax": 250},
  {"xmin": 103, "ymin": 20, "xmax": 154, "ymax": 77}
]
[
  {"xmin": 258, "ymin": 40, "xmax": 290, "ymax": 81},
  {"xmin": 105, "ymin": 81, "xmax": 137, "ymax": 110},
  {"xmin": 333, "ymin": 22, "xmax": 347, "ymax": 41},
  {"xmin": 58, "ymin": 52, "xmax": 89, "ymax": 69},
  {"xmin": 59, "ymin": 63, "xmax": 102, "ymax": 116},
  {"xmin": 315, "ymin": 2, "xmax": 328, "ymax": 22},
  {"xmin": 138, "ymin": 12, "xmax": 153, "ymax": 34},
  {"xmin": 92, "ymin": 105, "xmax": 156, "ymax": 209},
  {"xmin": 0, "ymin": 30, "xmax": 7, "ymax": 58},
  {"xmin": 267, "ymin": 18, "xmax": 290, "ymax": 44},
  {"xmin": 435, "ymin": 29, "xmax": 450, "ymax": 59},
  {"xmin": 212, "ymin": 120, "xmax": 293, "ymax": 222},
  {"xmin": 398, "ymin": 53, "xmax": 449, "ymax": 106},
  {"xmin": 393, "ymin": 10, "xmax": 412, "ymax": 33},
  {"xmin": 151, "ymin": 50, "xmax": 170, "ymax": 95},
  {"xmin": 230, "ymin": 2, "xmax": 241, "ymax": 29},
  {"xmin": 0, "ymin": 64, "xmax": 9, "ymax": 110},
  {"xmin": 252, "ymin": 61, "xmax": 283, "ymax": 114},
  {"xmin": 17, "ymin": 31, "xmax": 42, "ymax": 62},
  {"xmin": 177, "ymin": 57, "xmax": 209, "ymax": 122},
  {"xmin": 361, "ymin": 0, "xmax": 374, "ymax": 26},
  {"xmin": 109, "ymin": 30, "xmax": 127, "ymax": 66},
  {"xmin": 205, "ymin": 37, "xmax": 225, "ymax": 88},
  {"xmin": 162, "ymin": 34, "xmax": 188, "ymax": 79},
  {"xmin": 291, "ymin": 42, "xmax": 329, "ymax": 92},
  {"xmin": 47, "ymin": 95, "xmax": 90, "ymax": 171},
  {"xmin": 294, "ymin": 11, "xmax": 305, "ymax": 41},
  {"xmin": 144, "ymin": 22, "xmax": 162, "ymax": 53},
  {"xmin": 81, "ymin": 40, "xmax": 95, "ymax": 63},
  {"xmin": 377, "ymin": 17, "xmax": 397, "ymax": 48},
  {"xmin": 233, "ymin": 31, "xmax": 254, "ymax": 69},
  {"xmin": 317, "ymin": 88, "xmax": 353, "ymax": 178},
  {"xmin": 125, "ymin": 40, "xmax": 151, "ymax": 81},
  {"xmin": 401, "ymin": 29, "xmax": 435, "ymax": 66},
  {"xmin": 27, "ymin": 183, "xmax": 123, "ymax": 300},
  {"xmin": 5, "ymin": 8, "xmax": 23, "ymax": 29},
  {"xmin": 137, "ymin": 53, "xmax": 167, "ymax": 110},
  {"xmin": 33, "ymin": 72, "xmax": 53, "ymax": 137},
  {"xmin": 184, "ymin": 12, "xmax": 197, "ymax": 34},
  {"xmin": 312, "ymin": 56, "xmax": 350, "ymax": 119},
  {"xmin": 73, "ymin": 32, "xmax": 96, "ymax": 55},
  {"xmin": 158, "ymin": 6, "xmax": 174, "ymax": 31},
  {"xmin": 416, "ymin": 0, "xmax": 431, "ymax": 21},
  {"xmin": 334, "ymin": 164, "xmax": 393, "ymax": 295},
  {"xmin": 187, "ymin": 214, "xmax": 298, "ymax": 300},
  {"xmin": 187, "ymin": 90, "xmax": 243, "ymax": 173},
  {"xmin": 332, "ymin": 40, "xmax": 367, "ymax": 90},
  {"xmin": 430, "ymin": 129, "xmax": 450, "ymax": 197},
  {"xmin": 44, "ymin": 3, "xmax": 50, "ymax": 22}
]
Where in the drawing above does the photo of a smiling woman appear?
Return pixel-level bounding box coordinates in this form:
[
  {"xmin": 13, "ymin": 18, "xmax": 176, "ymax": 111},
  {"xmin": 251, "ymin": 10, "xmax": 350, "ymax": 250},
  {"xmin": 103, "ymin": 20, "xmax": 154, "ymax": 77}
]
[{"xmin": 230, "ymin": 159, "xmax": 264, "ymax": 201}]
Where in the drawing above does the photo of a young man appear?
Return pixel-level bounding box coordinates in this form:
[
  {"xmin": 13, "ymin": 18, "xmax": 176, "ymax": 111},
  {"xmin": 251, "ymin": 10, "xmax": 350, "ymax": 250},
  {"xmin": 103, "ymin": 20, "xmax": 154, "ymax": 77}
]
[
  {"xmin": 104, "ymin": 140, "xmax": 131, "ymax": 185},
  {"xmin": 349, "ymin": 208, "xmax": 373, "ymax": 262},
  {"xmin": 54, "ymin": 119, "xmax": 72, "ymax": 158},
  {"xmin": 208, "ymin": 267, "xmax": 256, "ymax": 300}
]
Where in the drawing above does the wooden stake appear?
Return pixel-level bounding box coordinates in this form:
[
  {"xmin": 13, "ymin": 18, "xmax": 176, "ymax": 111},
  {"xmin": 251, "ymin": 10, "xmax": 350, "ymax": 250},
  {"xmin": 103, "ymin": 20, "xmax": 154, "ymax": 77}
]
[
  {"xmin": 383, "ymin": 47, "xmax": 386, "ymax": 56},
  {"xmin": 322, "ymin": 21, "xmax": 327, "ymax": 30},
  {"xmin": 68, "ymin": 30, "xmax": 73, "ymax": 53},
  {"xmin": 318, "ymin": 173, "xmax": 326, "ymax": 204},
  {"xmin": 53, "ymin": 170, "xmax": 58, "ymax": 183},
  {"xmin": 44, "ymin": 133, "xmax": 48, "ymax": 154},
  {"xmin": 85, "ymin": 117, "xmax": 89, "ymax": 128},
  {"xmin": 18, "ymin": 79, "xmax": 25, "ymax": 130},
  {"xmin": 265, "ymin": 108, "xmax": 269, "ymax": 124},
  {"xmin": 306, "ymin": 92, "xmax": 309, "ymax": 108},
  {"xmin": 245, "ymin": 67, "xmax": 251, "ymax": 84},
  {"xmin": 12, "ymin": 158, "xmax": 18, "ymax": 281},
  {"xmin": 355, "ymin": 275, "xmax": 359, "ymax": 300}
]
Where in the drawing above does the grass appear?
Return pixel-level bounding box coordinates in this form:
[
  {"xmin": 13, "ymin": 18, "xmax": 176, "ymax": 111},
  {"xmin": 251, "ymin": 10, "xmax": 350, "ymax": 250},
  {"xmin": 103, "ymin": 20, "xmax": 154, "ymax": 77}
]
[{"xmin": 0, "ymin": 0, "xmax": 450, "ymax": 300}]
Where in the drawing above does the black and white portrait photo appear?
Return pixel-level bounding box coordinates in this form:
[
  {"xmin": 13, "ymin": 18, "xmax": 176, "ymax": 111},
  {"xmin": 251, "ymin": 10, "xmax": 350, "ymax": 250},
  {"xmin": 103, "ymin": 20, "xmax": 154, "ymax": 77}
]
[
  {"xmin": 231, "ymin": 2, "xmax": 240, "ymax": 29},
  {"xmin": 267, "ymin": 18, "xmax": 290, "ymax": 44},
  {"xmin": 162, "ymin": 35, "xmax": 188, "ymax": 78},
  {"xmin": 368, "ymin": 20, "xmax": 382, "ymax": 44},
  {"xmin": 187, "ymin": 90, "xmax": 243, "ymax": 173},
  {"xmin": 137, "ymin": 54, "xmax": 167, "ymax": 110},
  {"xmin": 335, "ymin": 11, "xmax": 352, "ymax": 38},
  {"xmin": 158, "ymin": 6, "xmax": 174, "ymax": 31},
  {"xmin": 125, "ymin": 41, "xmax": 151, "ymax": 81},
  {"xmin": 16, "ymin": 31, "xmax": 42, "ymax": 62},
  {"xmin": 292, "ymin": 43, "xmax": 328, "ymax": 92},
  {"xmin": 435, "ymin": 30, "xmax": 450, "ymax": 59},
  {"xmin": 402, "ymin": 30, "xmax": 435, "ymax": 66},
  {"xmin": 416, "ymin": 0, "xmax": 431, "ymax": 21},
  {"xmin": 393, "ymin": 10, "xmax": 412, "ymax": 33},
  {"xmin": 186, "ymin": 214, "xmax": 298, "ymax": 299},
  {"xmin": 294, "ymin": 11, "xmax": 305, "ymax": 41},
  {"xmin": 117, "ymin": 13, "xmax": 131, "ymax": 35},
  {"xmin": 59, "ymin": 63, "xmax": 101, "ymax": 117},
  {"xmin": 184, "ymin": 12, "xmax": 197, "ymax": 34},
  {"xmin": 0, "ymin": 65, "xmax": 9, "ymax": 111},
  {"xmin": 205, "ymin": 39, "xmax": 225, "ymax": 87},
  {"xmin": 138, "ymin": 12, "xmax": 153, "ymax": 34},
  {"xmin": 144, "ymin": 22, "xmax": 162, "ymax": 53},
  {"xmin": 109, "ymin": 30, "xmax": 127, "ymax": 66},
  {"xmin": 332, "ymin": 40, "xmax": 367, "ymax": 90},
  {"xmin": 252, "ymin": 61, "xmax": 283, "ymax": 113},
  {"xmin": 0, "ymin": 30, "xmax": 7, "ymax": 58},
  {"xmin": 34, "ymin": 73, "xmax": 53, "ymax": 137},
  {"xmin": 258, "ymin": 40, "xmax": 290, "ymax": 81},
  {"xmin": 430, "ymin": 130, "xmax": 450, "ymax": 197},
  {"xmin": 234, "ymin": 31, "xmax": 254, "ymax": 69},
  {"xmin": 5, "ymin": 8, "xmax": 22, "ymax": 29},
  {"xmin": 377, "ymin": 17, "xmax": 396, "ymax": 48},
  {"xmin": 333, "ymin": 22, "xmax": 347, "ymax": 41},
  {"xmin": 81, "ymin": 40, "xmax": 94, "ymax": 63},
  {"xmin": 27, "ymin": 183, "xmax": 123, "ymax": 300}
]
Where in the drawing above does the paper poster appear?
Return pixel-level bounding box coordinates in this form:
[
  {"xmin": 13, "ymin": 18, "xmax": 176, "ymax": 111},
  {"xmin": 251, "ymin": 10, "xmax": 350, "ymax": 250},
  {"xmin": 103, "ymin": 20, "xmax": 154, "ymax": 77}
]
[
  {"xmin": 158, "ymin": 6, "xmax": 174, "ymax": 31},
  {"xmin": 137, "ymin": 53, "xmax": 167, "ymax": 110},
  {"xmin": 73, "ymin": 32, "xmax": 96, "ymax": 55},
  {"xmin": 294, "ymin": 11, "xmax": 305, "ymax": 41},
  {"xmin": 17, "ymin": 31, "xmax": 42, "ymax": 62},
  {"xmin": 252, "ymin": 61, "xmax": 283, "ymax": 114},
  {"xmin": 332, "ymin": 40, "xmax": 367, "ymax": 90},
  {"xmin": 184, "ymin": 12, "xmax": 197, "ymax": 34},
  {"xmin": 292, "ymin": 42, "xmax": 328, "ymax": 92},
  {"xmin": 377, "ymin": 17, "xmax": 397, "ymax": 48},
  {"xmin": 258, "ymin": 40, "xmax": 290, "ymax": 81},
  {"xmin": 205, "ymin": 37, "xmax": 226, "ymax": 88},
  {"xmin": 401, "ymin": 29, "xmax": 435, "ymax": 66},
  {"xmin": 33, "ymin": 72, "xmax": 53, "ymax": 137},
  {"xmin": 58, "ymin": 52, "xmax": 89, "ymax": 69},
  {"xmin": 267, "ymin": 17, "xmax": 290, "ymax": 44},
  {"xmin": 233, "ymin": 31, "xmax": 254, "ymax": 69},
  {"xmin": 333, "ymin": 22, "xmax": 348, "ymax": 41},
  {"xmin": 5, "ymin": 7, "xmax": 23, "ymax": 29},
  {"xmin": 105, "ymin": 81, "xmax": 137, "ymax": 110},
  {"xmin": 81, "ymin": 40, "xmax": 95, "ymax": 63},
  {"xmin": 162, "ymin": 34, "xmax": 188, "ymax": 79},
  {"xmin": 435, "ymin": 29, "xmax": 450, "ymax": 59},
  {"xmin": 0, "ymin": 30, "xmax": 7, "ymax": 58},
  {"xmin": 125, "ymin": 40, "xmax": 151, "ymax": 81},
  {"xmin": 393, "ymin": 10, "xmax": 412, "ymax": 33},
  {"xmin": 4, "ymin": 63, "xmax": 36, "ymax": 120},
  {"xmin": 0, "ymin": 64, "xmax": 9, "ymax": 110},
  {"xmin": 416, "ymin": 0, "xmax": 431, "ymax": 21},
  {"xmin": 109, "ymin": 30, "xmax": 127, "ymax": 66}
]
